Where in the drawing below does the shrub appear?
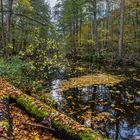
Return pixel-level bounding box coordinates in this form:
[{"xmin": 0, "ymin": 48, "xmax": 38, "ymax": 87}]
[
  {"xmin": 134, "ymin": 59, "xmax": 140, "ymax": 68},
  {"xmin": 0, "ymin": 56, "xmax": 43, "ymax": 91},
  {"xmin": 83, "ymin": 49, "xmax": 112, "ymax": 65},
  {"xmin": 113, "ymin": 57, "xmax": 124, "ymax": 67},
  {"xmin": 0, "ymin": 57, "xmax": 30, "ymax": 87}
]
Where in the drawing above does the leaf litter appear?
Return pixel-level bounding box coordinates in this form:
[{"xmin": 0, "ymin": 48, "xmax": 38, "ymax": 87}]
[{"xmin": 10, "ymin": 103, "xmax": 58, "ymax": 140}]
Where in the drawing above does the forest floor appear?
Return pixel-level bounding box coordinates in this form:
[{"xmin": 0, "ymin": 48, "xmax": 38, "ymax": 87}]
[
  {"xmin": 0, "ymin": 78, "xmax": 58, "ymax": 140},
  {"xmin": 0, "ymin": 64, "xmax": 139, "ymax": 140},
  {"xmin": 10, "ymin": 103, "xmax": 57, "ymax": 140}
]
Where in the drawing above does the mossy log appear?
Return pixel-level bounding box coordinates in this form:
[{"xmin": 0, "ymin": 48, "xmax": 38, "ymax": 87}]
[
  {"xmin": 10, "ymin": 91, "xmax": 104, "ymax": 140},
  {"xmin": 0, "ymin": 79, "xmax": 105, "ymax": 140},
  {"xmin": 0, "ymin": 96, "xmax": 12, "ymax": 140}
]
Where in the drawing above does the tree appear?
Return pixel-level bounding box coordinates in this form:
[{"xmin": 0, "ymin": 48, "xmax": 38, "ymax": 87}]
[
  {"xmin": 0, "ymin": 0, "xmax": 5, "ymax": 52},
  {"xmin": 118, "ymin": 0, "xmax": 125, "ymax": 58},
  {"xmin": 104, "ymin": 0, "xmax": 110, "ymax": 48},
  {"xmin": 92, "ymin": 0, "xmax": 99, "ymax": 54},
  {"xmin": 5, "ymin": 0, "xmax": 13, "ymax": 58}
]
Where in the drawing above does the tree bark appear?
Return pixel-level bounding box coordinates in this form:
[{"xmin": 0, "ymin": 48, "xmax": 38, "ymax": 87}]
[
  {"xmin": 5, "ymin": 0, "xmax": 13, "ymax": 58},
  {"xmin": 92, "ymin": 0, "xmax": 99, "ymax": 54},
  {"xmin": 0, "ymin": 0, "xmax": 5, "ymax": 52},
  {"xmin": 118, "ymin": 0, "xmax": 125, "ymax": 58},
  {"xmin": 104, "ymin": 0, "xmax": 110, "ymax": 48},
  {"xmin": 0, "ymin": 82, "xmax": 104, "ymax": 140}
]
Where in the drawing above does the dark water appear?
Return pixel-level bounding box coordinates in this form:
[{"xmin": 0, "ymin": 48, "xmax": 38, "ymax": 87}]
[{"xmin": 50, "ymin": 78, "xmax": 140, "ymax": 140}]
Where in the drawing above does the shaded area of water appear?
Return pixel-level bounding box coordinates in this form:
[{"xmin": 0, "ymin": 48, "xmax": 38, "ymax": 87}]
[{"xmin": 50, "ymin": 78, "xmax": 140, "ymax": 140}]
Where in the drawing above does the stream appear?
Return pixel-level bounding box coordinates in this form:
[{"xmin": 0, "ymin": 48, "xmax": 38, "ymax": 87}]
[{"xmin": 48, "ymin": 65, "xmax": 140, "ymax": 140}]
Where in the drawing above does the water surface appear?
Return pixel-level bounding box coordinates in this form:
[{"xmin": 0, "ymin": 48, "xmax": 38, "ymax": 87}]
[{"xmin": 50, "ymin": 77, "xmax": 140, "ymax": 140}]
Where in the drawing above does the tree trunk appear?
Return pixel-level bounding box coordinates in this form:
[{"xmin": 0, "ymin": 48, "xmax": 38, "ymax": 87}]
[
  {"xmin": 0, "ymin": 0, "xmax": 5, "ymax": 52},
  {"xmin": 118, "ymin": 0, "xmax": 125, "ymax": 58},
  {"xmin": 10, "ymin": 93, "xmax": 103, "ymax": 140},
  {"xmin": 0, "ymin": 82, "xmax": 104, "ymax": 140},
  {"xmin": 92, "ymin": 0, "xmax": 99, "ymax": 54},
  {"xmin": 104, "ymin": 0, "xmax": 110, "ymax": 48},
  {"xmin": 135, "ymin": 2, "xmax": 139, "ymax": 26},
  {"xmin": 131, "ymin": 9, "xmax": 136, "ymax": 40},
  {"xmin": 79, "ymin": 8, "xmax": 82, "ymax": 47},
  {"xmin": 5, "ymin": 0, "xmax": 13, "ymax": 58}
]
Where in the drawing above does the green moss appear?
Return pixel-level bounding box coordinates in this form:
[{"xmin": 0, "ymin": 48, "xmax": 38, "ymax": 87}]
[
  {"xmin": 14, "ymin": 93, "xmax": 105, "ymax": 140},
  {"xmin": 53, "ymin": 118, "xmax": 103, "ymax": 140},
  {"xmin": 34, "ymin": 93, "xmax": 58, "ymax": 108},
  {"xmin": 53, "ymin": 120, "xmax": 75, "ymax": 136},
  {"xmin": 3, "ymin": 121, "xmax": 10, "ymax": 131},
  {"xmin": 78, "ymin": 132, "xmax": 101, "ymax": 140},
  {"xmin": 0, "ymin": 95, "xmax": 9, "ymax": 100},
  {"xmin": 17, "ymin": 95, "xmax": 47, "ymax": 121},
  {"xmin": 0, "ymin": 121, "xmax": 10, "ymax": 131},
  {"xmin": 31, "ymin": 105, "xmax": 47, "ymax": 121}
]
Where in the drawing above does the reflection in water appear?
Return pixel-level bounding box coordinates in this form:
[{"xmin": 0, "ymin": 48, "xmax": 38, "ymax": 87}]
[
  {"xmin": 82, "ymin": 86, "xmax": 93, "ymax": 103},
  {"xmin": 50, "ymin": 79, "xmax": 140, "ymax": 140},
  {"xmin": 50, "ymin": 80, "xmax": 63, "ymax": 103},
  {"xmin": 119, "ymin": 120, "xmax": 140, "ymax": 140}
]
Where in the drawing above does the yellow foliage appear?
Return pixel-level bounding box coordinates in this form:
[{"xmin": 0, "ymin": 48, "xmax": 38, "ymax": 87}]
[{"xmin": 18, "ymin": 0, "xmax": 33, "ymax": 11}]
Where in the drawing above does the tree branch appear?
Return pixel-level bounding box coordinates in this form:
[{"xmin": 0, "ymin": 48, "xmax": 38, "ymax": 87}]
[
  {"xmin": 0, "ymin": 10, "xmax": 48, "ymax": 26},
  {"xmin": 22, "ymin": 122, "xmax": 55, "ymax": 132}
]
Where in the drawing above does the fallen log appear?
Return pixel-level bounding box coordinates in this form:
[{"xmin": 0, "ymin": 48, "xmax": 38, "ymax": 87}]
[
  {"xmin": 0, "ymin": 96, "xmax": 12, "ymax": 140},
  {"xmin": 10, "ymin": 92, "xmax": 104, "ymax": 139},
  {"xmin": 0, "ymin": 79, "xmax": 105, "ymax": 140}
]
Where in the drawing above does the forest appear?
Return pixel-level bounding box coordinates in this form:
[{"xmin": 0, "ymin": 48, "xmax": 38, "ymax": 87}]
[{"xmin": 0, "ymin": 0, "xmax": 140, "ymax": 140}]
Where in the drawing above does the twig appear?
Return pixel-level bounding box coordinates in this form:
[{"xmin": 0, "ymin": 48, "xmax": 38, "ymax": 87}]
[
  {"xmin": 0, "ymin": 134, "xmax": 11, "ymax": 140},
  {"xmin": 0, "ymin": 10, "xmax": 48, "ymax": 26},
  {"xmin": 22, "ymin": 122, "xmax": 55, "ymax": 132}
]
